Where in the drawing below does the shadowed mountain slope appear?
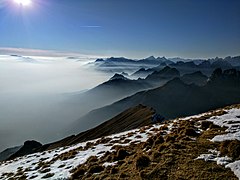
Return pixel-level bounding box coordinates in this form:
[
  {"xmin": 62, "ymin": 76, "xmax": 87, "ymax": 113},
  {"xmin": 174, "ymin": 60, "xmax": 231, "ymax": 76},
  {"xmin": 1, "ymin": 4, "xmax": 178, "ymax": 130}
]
[
  {"xmin": 67, "ymin": 73, "xmax": 152, "ymax": 115},
  {"xmin": 73, "ymin": 68, "xmax": 240, "ymax": 133},
  {"xmin": 36, "ymin": 105, "xmax": 156, "ymax": 151},
  {"xmin": 0, "ymin": 146, "xmax": 22, "ymax": 161},
  {"xmin": 8, "ymin": 141, "xmax": 42, "ymax": 160},
  {"xmin": 180, "ymin": 71, "xmax": 208, "ymax": 86},
  {"xmin": 144, "ymin": 66, "xmax": 180, "ymax": 86},
  {"xmin": 131, "ymin": 68, "xmax": 154, "ymax": 78},
  {"xmin": 2, "ymin": 105, "xmax": 240, "ymax": 179}
]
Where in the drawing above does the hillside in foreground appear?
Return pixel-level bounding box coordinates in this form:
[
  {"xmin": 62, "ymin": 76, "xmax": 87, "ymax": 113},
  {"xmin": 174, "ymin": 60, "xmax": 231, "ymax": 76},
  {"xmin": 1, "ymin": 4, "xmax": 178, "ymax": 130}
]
[{"xmin": 1, "ymin": 104, "xmax": 240, "ymax": 179}]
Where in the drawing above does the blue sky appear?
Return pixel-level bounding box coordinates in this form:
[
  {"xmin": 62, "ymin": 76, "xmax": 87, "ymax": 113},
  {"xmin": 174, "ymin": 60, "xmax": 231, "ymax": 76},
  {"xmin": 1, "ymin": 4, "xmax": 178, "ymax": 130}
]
[{"xmin": 0, "ymin": 0, "xmax": 239, "ymax": 58}]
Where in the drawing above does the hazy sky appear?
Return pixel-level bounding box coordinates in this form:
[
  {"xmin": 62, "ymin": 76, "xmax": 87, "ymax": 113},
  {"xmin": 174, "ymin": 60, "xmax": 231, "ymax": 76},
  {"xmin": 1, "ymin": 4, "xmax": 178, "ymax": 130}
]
[{"xmin": 0, "ymin": 0, "xmax": 239, "ymax": 58}]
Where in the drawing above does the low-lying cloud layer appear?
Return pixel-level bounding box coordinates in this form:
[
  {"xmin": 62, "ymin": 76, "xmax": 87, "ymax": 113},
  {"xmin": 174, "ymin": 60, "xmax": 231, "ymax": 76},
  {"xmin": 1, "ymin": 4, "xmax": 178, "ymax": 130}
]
[{"xmin": 0, "ymin": 55, "xmax": 110, "ymax": 151}]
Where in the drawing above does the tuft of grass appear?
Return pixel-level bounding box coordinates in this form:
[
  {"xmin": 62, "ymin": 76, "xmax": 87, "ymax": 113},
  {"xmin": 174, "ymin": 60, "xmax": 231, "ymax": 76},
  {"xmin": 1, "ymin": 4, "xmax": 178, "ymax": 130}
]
[
  {"xmin": 181, "ymin": 127, "xmax": 198, "ymax": 137},
  {"xmin": 110, "ymin": 167, "xmax": 118, "ymax": 174},
  {"xmin": 113, "ymin": 148, "xmax": 129, "ymax": 161},
  {"xmin": 29, "ymin": 175, "xmax": 38, "ymax": 179},
  {"xmin": 2, "ymin": 172, "xmax": 14, "ymax": 177},
  {"xmin": 88, "ymin": 165, "xmax": 104, "ymax": 174},
  {"xmin": 71, "ymin": 167, "xmax": 85, "ymax": 179},
  {"xmin": 201, "ymin": 121, "xmax": 214, "ymax": 130},
  {"xmin": 42, "ymin": 173, "xmax": 54, "ymax": 179},
  {"xmin": 220, "ymin": 140, "xmax": 231, "ymax": 156},
  {"xmin": 165, "ymin": 133, "xmax": 177, "ymax": 142},
  {"xmin": 228, "ymin": 140, "xmax": 240, "ymax": 160},
  {"xmin": 159, "ymin": 124, "xmax": 169, "ymax": 131},
  {"xmin": 220, "ymin": 140, "xmax": 240, "ymax": 160},
  {"xmin": 58, "ymin": 164, "xmax": 65, "ymax": 168},
  {"xmin": 39, "ymin": 168, "xmax": 51, "ymax": 174},
  {"xmin": 135, "ymin": 135, "xmax": 142, "ymax": 139},
  {"xmin": 51, "ymin": 149, "xmax": 78, "ymax": 162},
  {"xmin": 153, "ymin": 136, "xmax": 164, "ymax": 146},
  {"xmin": 86, "ymin": 156, "xmax": 98, "ymax": 164},
  {"xmin": 135, "ymin": 154, "xmax": 151, "ymax": 170}
]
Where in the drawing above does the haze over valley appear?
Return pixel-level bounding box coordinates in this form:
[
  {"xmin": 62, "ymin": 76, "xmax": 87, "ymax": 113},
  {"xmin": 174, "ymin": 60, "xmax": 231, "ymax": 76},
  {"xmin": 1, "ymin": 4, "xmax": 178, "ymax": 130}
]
[
  {"xmin": 1, "ymin": 54, "xmax": 240, "ymax": 153},
  {"xmin": 0, "ymin": 55, "xmax": 111, "ymax": 151}
]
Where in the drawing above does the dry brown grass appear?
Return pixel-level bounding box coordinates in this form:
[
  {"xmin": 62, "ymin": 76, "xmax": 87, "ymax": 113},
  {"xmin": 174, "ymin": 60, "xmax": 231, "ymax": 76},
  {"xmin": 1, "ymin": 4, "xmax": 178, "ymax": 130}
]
[
  {"xmin": 69, "ymin": 106, "xmax": 239, "ymax": 180},
  {"xmin": 220, "ymin": 140, "xmax": 240, "ymax": 160},
  {"xmin": 42, "ymin": 173, "xmax": 54, "ymax": 178},
  {"xmin": 159, "ymin": 124, "xmax": 169, "ymax": 131},
  {"xmin": 135, "ymin": 154, "xmax": 151, "ymax": 170}
]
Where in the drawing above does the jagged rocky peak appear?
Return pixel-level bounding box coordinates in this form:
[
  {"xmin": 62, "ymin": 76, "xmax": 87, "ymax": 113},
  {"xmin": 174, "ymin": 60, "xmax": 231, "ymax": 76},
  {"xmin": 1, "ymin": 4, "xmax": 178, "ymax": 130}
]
[
  {"xmin": 209, "ymin": 68, "xmax": 240, "ymax": 83},
  {"xmin": 8, "ymin": 140, "xmax": 42, "ymax": 160},
  {"xmin": 109, "ymin": 73, "xmax": 128, "ymax": 81},
  {"xmin": 211, "ymin": 68, "xmax": 240, "ymax": 78},
  {"xmin": 95, "ymin": 58, "xmax": 105, "ymax": 63},
  {"xmin": 211, "ymin": 59, "xmax": 232, "ymax": 69},
  {"xmin": 121, "ymin": 72, "xmax": 129, "ymax": 77},
  {"xmin": 156, "ymin": 66, "xmax": 180, "ymax": 75},
  {"xmin": 157, "ymin": 56, "xmax": 168, "ymax": 61},
  {"xmin": 138, "ymin": 67, "xmax": 146, "ymax": 71},
  {"xmin": 198, "ymin": 60, "xmax": 211, "ymax": 67},
  {"xmin": 211, "ymin": 68, "xmax": 223, "ymax": 79},
  {"xmin": 145, "ymin": 66, "xmax": 180, "ymax": 82},
  {"xmin": 145, "ymin": 56, "xmax": 156, "ymax": 60}
]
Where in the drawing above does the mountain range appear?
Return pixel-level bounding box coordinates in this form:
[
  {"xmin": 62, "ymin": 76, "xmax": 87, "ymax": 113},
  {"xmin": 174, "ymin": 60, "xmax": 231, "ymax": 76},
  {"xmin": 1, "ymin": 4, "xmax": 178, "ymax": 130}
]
[
  {"xmin": 67, "ymin": 65, "xmax": 210, "ymax": 119},
  {"xmin": 92, "ymin": 55, "xmax": 240, "ymax": 75},
  {"xmin": 71, "ymin": 68, "xmax": 240, "ymax": 134},
  {"xmin": 1, "ymin": 55, "xmax": 240, "ymax": 170}
]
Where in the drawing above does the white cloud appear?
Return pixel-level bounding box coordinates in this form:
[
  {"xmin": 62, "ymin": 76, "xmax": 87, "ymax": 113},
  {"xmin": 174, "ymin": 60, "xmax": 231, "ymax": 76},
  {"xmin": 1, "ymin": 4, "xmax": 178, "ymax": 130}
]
[{"xmin": 0, "ymin": 47, "xmax": 105, "ymax": 59}]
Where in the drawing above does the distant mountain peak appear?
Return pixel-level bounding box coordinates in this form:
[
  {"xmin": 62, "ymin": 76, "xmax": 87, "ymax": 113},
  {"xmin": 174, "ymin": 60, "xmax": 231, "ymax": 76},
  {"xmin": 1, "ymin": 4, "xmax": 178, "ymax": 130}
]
[
  {"xmin": 158, "ymin": 66, "xmax": 179, "ymax": 74},
  {"xmin": 109, "ymin": 73, "xmax": 128, "ymax": 81},
  {"xmin": 146, "ymin": 66, "xmax": 180, "ymax": 82},
  {"xmin": 8, "ymin": 140, "xmax": 42, "ymax": 160},
  {"xmin": 156, "ymin": 56, "xmax": 167, "ymax": 60},
  {"xmin": 145, "ymin": 56, "xmax": 156, "ymax": 60},
  {"xmin": 95, "ymin": 58, "xmax": 104, "ymax": 63},
  {"xmin": 209, "ymin": 68, "xmax": 240, "ymax": 82}
]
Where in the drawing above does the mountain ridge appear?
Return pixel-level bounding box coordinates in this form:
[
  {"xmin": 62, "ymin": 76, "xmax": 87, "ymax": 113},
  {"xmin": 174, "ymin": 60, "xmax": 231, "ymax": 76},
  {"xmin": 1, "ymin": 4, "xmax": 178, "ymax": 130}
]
[
  {"xmin": 1, "ymin": 104, "xmax": 240, "ymax": 179},
  {"xmin": 72, "ymin": 68, "xmax": 240, "ymax": 133}
]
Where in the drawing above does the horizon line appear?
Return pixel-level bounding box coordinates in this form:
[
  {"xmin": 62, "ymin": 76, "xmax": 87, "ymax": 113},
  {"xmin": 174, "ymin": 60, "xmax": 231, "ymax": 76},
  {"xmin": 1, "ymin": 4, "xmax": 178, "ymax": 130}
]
[{"xmin": 0, "ymin": 47, "xmax": 239, "ymax": 60}]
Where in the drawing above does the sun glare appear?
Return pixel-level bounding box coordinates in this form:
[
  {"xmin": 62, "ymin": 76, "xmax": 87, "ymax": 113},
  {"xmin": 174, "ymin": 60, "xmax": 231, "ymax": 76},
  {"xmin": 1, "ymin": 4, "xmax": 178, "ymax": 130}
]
[{"xmin": 14, "ymin": 0, "xmax": 32, "ymax": 6}]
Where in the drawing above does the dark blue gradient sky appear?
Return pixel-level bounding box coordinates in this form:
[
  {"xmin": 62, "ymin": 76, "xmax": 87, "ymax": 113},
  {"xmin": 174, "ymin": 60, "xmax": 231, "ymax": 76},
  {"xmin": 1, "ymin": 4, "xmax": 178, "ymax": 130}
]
[{"xmin": 0, "ymin": 0, "xmax": 239, "ymax": 58}]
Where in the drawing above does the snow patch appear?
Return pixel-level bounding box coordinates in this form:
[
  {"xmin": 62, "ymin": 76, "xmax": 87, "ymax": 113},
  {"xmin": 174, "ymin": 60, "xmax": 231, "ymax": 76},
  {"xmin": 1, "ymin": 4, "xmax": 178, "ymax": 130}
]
[
  {"xmin": 196, "ymin": 107, "xmax": 240, "ymax": 179},
  {"xmin": 102, "ymin": 161, "xmax": 118, "ymax": 167},
  {"xmin": 196, "ymin": 153, "xmax": 231, "ymax": 165},
  {"xmin": 226, "ymin": 161, "xmax": 240, "ymax": 179},
  {"xmin": 208, "ymin": 108, "xmax": 240, "ymax": 142},
  {"xmin": 0, "ymin": 123, "xmax": 170, "ymax": 179}
]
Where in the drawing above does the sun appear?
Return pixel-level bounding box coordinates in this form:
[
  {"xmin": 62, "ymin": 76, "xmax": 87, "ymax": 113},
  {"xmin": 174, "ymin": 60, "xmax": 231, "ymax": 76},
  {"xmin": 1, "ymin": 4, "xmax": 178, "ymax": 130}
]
[{"xmin": 14, "ymin": 0, "xmax": 32, "ymax": 6}]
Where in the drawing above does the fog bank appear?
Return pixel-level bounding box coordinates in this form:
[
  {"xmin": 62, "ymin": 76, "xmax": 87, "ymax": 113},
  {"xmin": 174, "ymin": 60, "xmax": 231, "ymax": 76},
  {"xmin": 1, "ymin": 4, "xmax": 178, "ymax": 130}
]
[{"xmin": 0, "ymin": 55, "xmax": 110, "ymax": 151}]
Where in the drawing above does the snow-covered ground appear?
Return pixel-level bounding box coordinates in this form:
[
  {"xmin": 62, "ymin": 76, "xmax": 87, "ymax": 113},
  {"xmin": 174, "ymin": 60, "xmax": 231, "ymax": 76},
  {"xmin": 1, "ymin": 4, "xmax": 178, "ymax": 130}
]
[
  {"xmin": 0, "ymin": 123, "xmax": 171, "ymax": 180},
  {"xmin": 1, "ymin": 106, "xmax": 240, "ymax": 179},
  {"xmin": 196, "ymin": 107, "xmax": 240, "ymax": 179},
  {"xmin": 209, "ymin": 108, "xmax": 240, "ymax": 142}
]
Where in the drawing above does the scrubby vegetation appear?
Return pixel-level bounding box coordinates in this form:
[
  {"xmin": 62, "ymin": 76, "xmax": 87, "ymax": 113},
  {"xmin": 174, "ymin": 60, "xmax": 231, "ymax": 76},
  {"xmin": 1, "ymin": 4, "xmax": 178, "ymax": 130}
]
[
  {"xmin": 2, "ymin": 104, "xmax": 240, "ymax": 180},
  {"xmin": 220, "ymin": 140, "xmax": 240, "ymax": 160},
  {"xmin": 70, "ymin": 106, "xmax": 240, "ymax": 180}
]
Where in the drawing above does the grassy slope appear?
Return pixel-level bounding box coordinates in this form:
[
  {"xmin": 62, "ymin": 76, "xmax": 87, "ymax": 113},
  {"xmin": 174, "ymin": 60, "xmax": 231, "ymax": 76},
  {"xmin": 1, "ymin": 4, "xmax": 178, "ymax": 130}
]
[{"xmin": 71, "ymin": 105, "xmax": 240, "ymax": 180}]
